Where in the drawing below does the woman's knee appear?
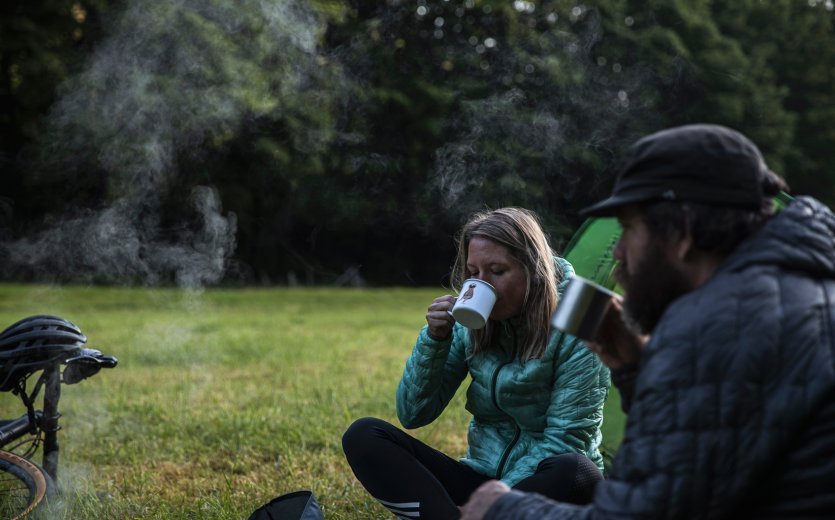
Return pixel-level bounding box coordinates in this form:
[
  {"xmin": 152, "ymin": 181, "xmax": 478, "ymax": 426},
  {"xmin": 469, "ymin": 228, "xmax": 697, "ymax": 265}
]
[
  {"xmin": 534, "ymin": 453, "xmax": 603, "ymax": 504},
  {"xmin": 537, "ymin": 453, "xmax": 601, "ymax": 479},
  {"xmin": 569, "ymin": 453, "xmax": 603, "ymax": 503},
  {"xmin": 341, "ymin": 417, "xmax": 393, "ymax": 458}
]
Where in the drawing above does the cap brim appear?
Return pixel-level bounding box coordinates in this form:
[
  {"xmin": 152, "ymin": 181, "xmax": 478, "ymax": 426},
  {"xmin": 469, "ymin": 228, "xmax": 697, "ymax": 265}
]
[{"xmin": 579, "ymin": 191, "xmax": 658, "ymax": 217}]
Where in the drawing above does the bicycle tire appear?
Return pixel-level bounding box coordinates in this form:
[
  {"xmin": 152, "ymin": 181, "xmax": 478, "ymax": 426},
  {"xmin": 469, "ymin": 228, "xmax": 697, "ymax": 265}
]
[{"xmin": 0, "ymin": 450, "xmax": 54, "ymax": 519}]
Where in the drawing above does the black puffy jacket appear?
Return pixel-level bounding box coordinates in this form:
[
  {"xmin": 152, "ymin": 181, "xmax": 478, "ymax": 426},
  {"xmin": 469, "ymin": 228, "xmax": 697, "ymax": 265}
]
[{"xmin": 486, "ymin": 197, "xmax": 835, "ymax": 519}]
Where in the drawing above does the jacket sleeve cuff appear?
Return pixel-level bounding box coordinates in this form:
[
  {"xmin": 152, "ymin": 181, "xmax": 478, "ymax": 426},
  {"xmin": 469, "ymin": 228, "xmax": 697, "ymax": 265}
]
[
  {"xmin": 484, "ymin": 490, "xmax": 529, "ymax": 520},
  {"xmin": 418, "ymin": 326, "xmax": 452, "ymax": 351},
  {"xmin": 485, "ymin": 490, "xmax": 591, "ymax": 520}
]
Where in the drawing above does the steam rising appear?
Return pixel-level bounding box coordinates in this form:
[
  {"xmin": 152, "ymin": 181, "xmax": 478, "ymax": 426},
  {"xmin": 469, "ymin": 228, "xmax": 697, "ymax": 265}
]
[
  {"xmin": 4, "ymin": 187, "xmax": 233, "ymax": 287},
  {"xmin": 1, "ymin": 0, "xmax": 325, "ymax": 287},
  {"xmin": 431, "ymin": 7, "xmax": 660, "ymax": 221},
  {"xmin": 1, "ymin": 1, "xmax": 664, "ymax": 285}
]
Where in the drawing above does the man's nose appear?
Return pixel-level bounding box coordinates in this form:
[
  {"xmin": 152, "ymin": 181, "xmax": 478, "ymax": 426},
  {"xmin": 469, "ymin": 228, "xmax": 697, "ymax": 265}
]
[{"xmin": 613, "ymin": 238, "xmax": 625, "ymax": 261}]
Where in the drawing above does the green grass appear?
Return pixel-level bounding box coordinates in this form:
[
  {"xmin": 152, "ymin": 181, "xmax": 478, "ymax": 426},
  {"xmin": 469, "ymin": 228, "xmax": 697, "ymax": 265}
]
[{"xmin": 0, "ymin": 284, "xmax": 625, "ymax": 518}]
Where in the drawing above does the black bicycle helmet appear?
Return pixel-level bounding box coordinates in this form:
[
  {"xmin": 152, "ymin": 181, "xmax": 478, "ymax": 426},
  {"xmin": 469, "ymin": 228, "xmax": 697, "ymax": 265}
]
[{"xmin": 0, "ymin": 315, "xmax": 87, "ymax": 391}]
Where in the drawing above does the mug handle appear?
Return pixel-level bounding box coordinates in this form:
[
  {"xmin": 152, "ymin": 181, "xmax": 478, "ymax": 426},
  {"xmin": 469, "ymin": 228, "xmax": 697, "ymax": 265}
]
[{"xmin": 447, "ymin": 297, "xmax": 457, "ymax": 319}]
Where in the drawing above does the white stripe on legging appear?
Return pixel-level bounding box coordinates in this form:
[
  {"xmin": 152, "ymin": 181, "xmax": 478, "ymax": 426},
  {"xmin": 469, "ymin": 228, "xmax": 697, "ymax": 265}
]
[
  {"xmin": 377, "ymin": 499, "xmax": 420, "ymax": 518},
  {"xmin": 378, "ymin": 499, "xmax": 420, "ymax": 509},
  {"xmin": 384, "ymin": 505, "xmax": 420, "ymax": 517}
]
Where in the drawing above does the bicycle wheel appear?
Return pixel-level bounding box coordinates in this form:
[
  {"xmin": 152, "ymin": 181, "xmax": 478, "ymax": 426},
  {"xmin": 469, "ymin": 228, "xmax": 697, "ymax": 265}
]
[{"xmin": 0, "ymin": 450, "xmax": 54, "ymax": 519}]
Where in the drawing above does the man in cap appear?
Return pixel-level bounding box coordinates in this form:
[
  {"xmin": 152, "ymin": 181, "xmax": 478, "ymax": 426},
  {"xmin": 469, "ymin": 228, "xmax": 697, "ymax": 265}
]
[{"xmin": 461, "ymin": 124, "xmax": 835, "ymax": 519}]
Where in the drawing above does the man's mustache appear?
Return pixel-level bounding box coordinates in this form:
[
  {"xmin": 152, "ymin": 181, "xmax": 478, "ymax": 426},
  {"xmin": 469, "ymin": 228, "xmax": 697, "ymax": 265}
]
[{"xmin": 614, "ymin": 263, "xmax": 629, "ymax": 288}]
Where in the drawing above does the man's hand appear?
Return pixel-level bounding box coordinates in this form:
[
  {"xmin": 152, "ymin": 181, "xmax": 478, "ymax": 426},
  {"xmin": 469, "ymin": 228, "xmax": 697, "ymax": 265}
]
[
  {"xmin": 460, "ymin": 480, "xmax": 511, "ymax": 520},
  {"xmin": 587, "ymin": 297, "xmax": 648, "ymax": 370}
]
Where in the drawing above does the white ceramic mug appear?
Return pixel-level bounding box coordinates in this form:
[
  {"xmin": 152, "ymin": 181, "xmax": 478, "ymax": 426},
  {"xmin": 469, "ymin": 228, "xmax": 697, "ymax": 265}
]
[
  {"xmin": 449, "ymin": 279, "xmax": 497, "ymax": 329},
  {"xmin": 550, "ymin": 276, "xmax": 616, "ymax": 341}
]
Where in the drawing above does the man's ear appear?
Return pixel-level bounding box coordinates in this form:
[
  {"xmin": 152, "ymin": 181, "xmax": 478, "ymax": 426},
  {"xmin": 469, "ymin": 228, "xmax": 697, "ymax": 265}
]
[{"xmin": 668, "ymin": 230, "xmax": 694, "ymax": 263}]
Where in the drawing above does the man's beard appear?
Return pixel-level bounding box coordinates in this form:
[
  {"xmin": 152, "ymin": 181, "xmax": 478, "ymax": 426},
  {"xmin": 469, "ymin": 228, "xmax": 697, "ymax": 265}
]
[{"xmin": 616, "ymin": 240, "xmax": 693, "ymax": 335}]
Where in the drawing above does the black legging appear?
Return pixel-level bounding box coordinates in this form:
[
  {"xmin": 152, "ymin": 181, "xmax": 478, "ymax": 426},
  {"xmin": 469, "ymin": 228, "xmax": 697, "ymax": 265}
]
[{"xmin": 342, "ymin": 417, "xmax": 602, "ymax": 519}]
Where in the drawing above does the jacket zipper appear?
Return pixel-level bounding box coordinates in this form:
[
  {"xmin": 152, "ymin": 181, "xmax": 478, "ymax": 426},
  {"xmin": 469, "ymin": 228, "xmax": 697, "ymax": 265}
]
[{"xmin": 491, "ymin": 322, "xmax": 520, "ymax": 479}]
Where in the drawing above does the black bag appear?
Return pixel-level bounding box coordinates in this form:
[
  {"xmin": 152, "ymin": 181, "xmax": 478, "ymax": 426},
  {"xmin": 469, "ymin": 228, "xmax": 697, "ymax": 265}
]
[{"xmin": 248, "ymin": 490, "xmax": 324, "ymax": 520}]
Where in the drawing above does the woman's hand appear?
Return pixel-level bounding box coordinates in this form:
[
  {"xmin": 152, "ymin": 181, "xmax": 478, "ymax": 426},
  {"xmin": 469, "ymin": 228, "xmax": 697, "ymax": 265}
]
[
  {"xmin": 460, "ymin": 480, "xmax": 511, "ymax": 520},
  {"xmin": 426, "ymin": 295, "xmax": 456, "ymax": 340},
  {"xmin": 587, "ymin": 297, "xmax": 649, "ymax": 370}
]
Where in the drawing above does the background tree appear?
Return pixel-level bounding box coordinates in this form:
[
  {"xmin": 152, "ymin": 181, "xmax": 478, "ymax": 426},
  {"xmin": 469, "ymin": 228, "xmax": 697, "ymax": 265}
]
[
  {"xmin": 727, "ymin": 0, "xmax": 835, "ymax": 201},
  {"xmin": 1, "ymin": 0, "xmax": 833, "ymax": 286},
  {"xmin": 2, "ymin": 0, "xmax": 335, "ymax": 286},
  {"xmin": 0, "ymin": 0, "xmax": 109, "ymax": 230},
  {"xmin": 593, "ymin": 0, "xmax": 795, "ymax": 170}
]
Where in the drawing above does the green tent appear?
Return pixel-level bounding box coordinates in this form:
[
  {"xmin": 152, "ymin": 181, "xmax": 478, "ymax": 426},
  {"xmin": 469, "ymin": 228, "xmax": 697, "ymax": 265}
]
[
  {"xmin": 562, "ymin": 192, "xmax": 794, "ymax": 294},
  {"xmin": 563, "ymin": 217, "xmax": 622, "ymax": 292}
]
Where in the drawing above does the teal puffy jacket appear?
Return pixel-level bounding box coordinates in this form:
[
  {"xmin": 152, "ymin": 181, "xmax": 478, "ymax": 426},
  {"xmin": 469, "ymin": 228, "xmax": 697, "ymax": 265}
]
[{"xmin": 396, "ymin": 258, "xmax": 610, "ymax": 486}]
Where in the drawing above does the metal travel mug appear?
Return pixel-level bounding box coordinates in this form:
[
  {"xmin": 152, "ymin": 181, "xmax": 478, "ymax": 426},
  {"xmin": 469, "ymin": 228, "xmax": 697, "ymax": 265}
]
[{"xmin": 551, "ymin": 276, "xmax": 616, "ymax": 341}]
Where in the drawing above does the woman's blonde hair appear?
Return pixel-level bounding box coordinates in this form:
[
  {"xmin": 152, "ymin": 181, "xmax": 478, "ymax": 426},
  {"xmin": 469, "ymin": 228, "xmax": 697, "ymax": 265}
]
[{"xmin": 451, "ymin": 207, "xmax": 561, "ymax": 361}]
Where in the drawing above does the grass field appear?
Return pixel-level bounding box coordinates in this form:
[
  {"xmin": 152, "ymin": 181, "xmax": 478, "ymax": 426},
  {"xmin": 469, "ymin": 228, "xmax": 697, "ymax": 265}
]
[{"xmin": 0, "ymin": 284, "xmax": 625, "ymax": 518}]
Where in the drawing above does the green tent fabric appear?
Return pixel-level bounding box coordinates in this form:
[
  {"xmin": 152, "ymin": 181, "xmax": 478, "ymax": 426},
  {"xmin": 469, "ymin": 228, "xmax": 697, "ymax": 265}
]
[
  {"xmin": 562, "ymin": 192, "xmax": 794, "ymax": 294},
  {"xmin": 563, "ymin": 217, "xmax": 622, "ymax": 293}
]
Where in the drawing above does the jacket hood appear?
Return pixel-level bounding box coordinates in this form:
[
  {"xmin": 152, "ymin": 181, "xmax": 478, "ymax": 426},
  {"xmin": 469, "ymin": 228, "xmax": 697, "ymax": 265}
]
[
  {"xmin": 722, "ymin": 196, "xmax": 835, "ymax": 278},
  {"xmin": 555, "ymin": 255, "xmax": 574, "ymax": 295}
]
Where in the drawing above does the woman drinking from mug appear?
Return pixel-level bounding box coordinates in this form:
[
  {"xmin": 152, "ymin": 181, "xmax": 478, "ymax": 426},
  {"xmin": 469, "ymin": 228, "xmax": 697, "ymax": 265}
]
[{"xmin": 342, "ymin": 207, "xmax": 609, "ymax": 519}]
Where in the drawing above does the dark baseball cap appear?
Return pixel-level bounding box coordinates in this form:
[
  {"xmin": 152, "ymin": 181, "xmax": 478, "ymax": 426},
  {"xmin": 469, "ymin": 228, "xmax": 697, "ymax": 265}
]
[{"xmin": 581, "ymin": 124, "xmax": 773, "ymax": 217}]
